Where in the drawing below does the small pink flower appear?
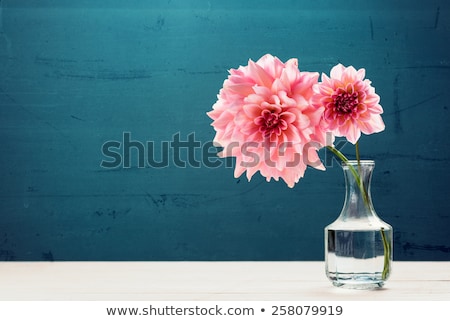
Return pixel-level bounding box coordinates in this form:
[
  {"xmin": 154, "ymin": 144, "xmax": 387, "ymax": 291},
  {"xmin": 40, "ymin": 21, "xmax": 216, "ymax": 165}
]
[
  {"xmin": 312, "ymin": 64, "xmax": 385, "ymax": 144},
  {"xmin": 207, "ymin": 54, "xmax": 327, "ymax": 188}
]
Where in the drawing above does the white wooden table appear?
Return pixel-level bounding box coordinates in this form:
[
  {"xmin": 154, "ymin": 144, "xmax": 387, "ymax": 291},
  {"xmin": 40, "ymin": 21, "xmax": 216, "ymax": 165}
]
[{"xmin": 0, "ymin": 261, "xmax": 449, "ymax": 301}]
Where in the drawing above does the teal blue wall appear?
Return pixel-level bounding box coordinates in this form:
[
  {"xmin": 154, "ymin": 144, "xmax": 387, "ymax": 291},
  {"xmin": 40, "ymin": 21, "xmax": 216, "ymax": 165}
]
[{"xmin": 1, "ymin": 0, "xmax": 449, "ymax": 261}]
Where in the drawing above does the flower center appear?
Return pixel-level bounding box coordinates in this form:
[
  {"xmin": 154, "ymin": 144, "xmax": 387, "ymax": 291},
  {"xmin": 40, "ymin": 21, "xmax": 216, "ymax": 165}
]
[
  {"xmin": 333, "ymin": 90, "xmax": 359, "ymax": 114},
  {"xmin": 255, "ymin": 110, "xmax": 286, "ymax": 137}
]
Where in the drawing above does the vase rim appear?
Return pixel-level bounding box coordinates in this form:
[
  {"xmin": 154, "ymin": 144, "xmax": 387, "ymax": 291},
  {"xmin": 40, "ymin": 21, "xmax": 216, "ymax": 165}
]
[{"xmin": 341, "ymin": 160, "xmax": 375, "ymax": 166}]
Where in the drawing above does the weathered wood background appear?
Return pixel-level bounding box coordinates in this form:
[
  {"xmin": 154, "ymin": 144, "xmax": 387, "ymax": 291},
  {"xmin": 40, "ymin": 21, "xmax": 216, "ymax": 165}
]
[{"xmin": 1, "ymin": 0, "xmax": 449, "ymax": 261}]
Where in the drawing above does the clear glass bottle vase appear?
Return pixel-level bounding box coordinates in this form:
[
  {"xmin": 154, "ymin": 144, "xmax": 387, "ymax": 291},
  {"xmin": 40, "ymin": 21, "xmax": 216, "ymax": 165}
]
[{"xmin": 325, "ymin": 160, "xmax": 393, "ymax": 289}]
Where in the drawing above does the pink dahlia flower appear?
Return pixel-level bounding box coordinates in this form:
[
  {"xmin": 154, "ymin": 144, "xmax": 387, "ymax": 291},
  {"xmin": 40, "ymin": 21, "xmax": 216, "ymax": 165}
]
[
  {"xmin": 312, "ymin": 64, "xmax": 385, "ymax": 144},
  {"xmin": 207, "ymin": 54, "xmax": 328, "ymax": 188}
]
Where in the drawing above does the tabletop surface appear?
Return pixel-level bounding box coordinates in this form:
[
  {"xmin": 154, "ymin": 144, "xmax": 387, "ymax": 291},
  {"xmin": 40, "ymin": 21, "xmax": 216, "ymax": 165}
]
[{"xmin": 0, "ymin": 261, "xmax": 449, "ymax": 301}]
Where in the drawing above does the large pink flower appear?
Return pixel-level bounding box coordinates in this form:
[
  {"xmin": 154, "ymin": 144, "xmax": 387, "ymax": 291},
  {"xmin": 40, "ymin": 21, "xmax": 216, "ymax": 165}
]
[
  {"xmin": 207, "ymin": 54, "xmax": 328, "ymax": 188},
  {"xmin": 312, "ymin": 64, "xmax": 385, "ymax": 144}
]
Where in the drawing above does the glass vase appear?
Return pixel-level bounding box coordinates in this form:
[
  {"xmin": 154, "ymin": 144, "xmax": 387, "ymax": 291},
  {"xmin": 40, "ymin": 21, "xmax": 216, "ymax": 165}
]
[{"xmin": 325, "ymin": 160, "xmax": 393, "ymax": 289}]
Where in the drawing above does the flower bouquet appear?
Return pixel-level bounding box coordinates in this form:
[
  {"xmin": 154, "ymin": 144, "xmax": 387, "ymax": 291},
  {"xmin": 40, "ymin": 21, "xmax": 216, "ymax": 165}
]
[{"xmin": 207, "ymin": 54, "xmax": 392, "ymax": 289}]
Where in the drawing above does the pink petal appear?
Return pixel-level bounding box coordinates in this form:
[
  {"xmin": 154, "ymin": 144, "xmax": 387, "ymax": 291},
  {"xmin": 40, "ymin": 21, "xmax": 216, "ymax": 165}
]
[
  {"xmin": 324, "ymin": 108, "xmax": 336, "ymax": 121},
  {"xmin": 306, "ymin": 148, "xmax": 325, "ymax": 170},
  {"xmin": 356, "ymin": 67, "xmax": 366, "ymax": 80},
  {"xmin": 234, "ymin": 163, "xmax": 247, "ymax": 179},
  {"xmin": 283, "ymin": 125, "xmax": 301, "ymax": 144},
  {"xmin": 277, "ymin": 91, "xmax": 297, "ymax": 107},
  {"xmin": 293, "ymin": 71, "xmax": 319, "ymax": 97},
  {"xmin": 330, "ymin": 63, "xmax": 345, "ymax": 80},
  {"xmin": 318, "ymin": 84, "xmax": 334, "ymax": 96},
  {"xmin": 210, "ymin": 109, "xmax": 233, "ymax": 128},
  {"xmin": 226, "ymin": 84, "xmax": 254, "ymax": 96},
  {"xmin": 364, "ymin": 94, "xmax": 380, "ymax": 107},
  {"xmin": 296, "ymin": 112, "xmax": 311, "ymax": 129},
  {"xmin": 345, "ymin": 82, "xmax": 355, "ymax": 94},
  {"xmin": 358, "ymin": 114, "xmax": 385, "ymax": 134},
  {"xmin": 251, "ymin": 85, "xmax": 272, "ymax": 99},
  {"xmin": 342, "ymin": 65, "xmax": 358, "ymax": 84},
  {"xmin": 368, "ymin": 103, "xmax": 383, "ymax": 114},
  {"xmin": 307, "ymin": 105, "xmax": 325, "ymax": 125},
  {"xmin": 280, "ymin": 59, "xmax": 300, "ymax": 88},
  {"xmin": 271, "ymin": 78, "xmax": 289, "ymax": 94},
  {"xmin": 243, "ymin": 104, "xmax": 262, "ymax": 118},
  {"xmin": 319, "ymin": 73, "xmax": 333, "ymax": 88},
  {"xmin": 248, "ymin": 59, "xmax": 274, "ymax": 88},
  {"xmin": 257, "ymin": 54, "xmax": 286, "ymax": 79},
  {"xmin": 280, "ymin": 111, "xmax": 296, "ymax": 124},
  {"xmin": 337, "ymin": 115, "xmax": 348, "ymax": 126},
  {"xmin": 344, "ymin": 122, "xmax": 361, "ymax": 144}
]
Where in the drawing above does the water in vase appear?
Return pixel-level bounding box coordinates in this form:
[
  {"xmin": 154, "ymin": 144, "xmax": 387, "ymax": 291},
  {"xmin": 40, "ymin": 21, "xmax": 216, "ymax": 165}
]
[{"xmin": 326, "ymin": 228, "xmax": 392, "ymax": 289}]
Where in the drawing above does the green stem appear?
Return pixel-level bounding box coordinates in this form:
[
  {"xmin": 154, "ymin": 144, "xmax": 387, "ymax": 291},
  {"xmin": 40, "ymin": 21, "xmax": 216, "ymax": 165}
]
[
  {"xmin": 326, "ymin": 145, "xmax": 369, "ymax": 205},
  {"xmin": 353, "ymin": 140, "xmax": 369, "ymax": 212},
  {"xmin": 380, "ymin": 227, "xmax": 391, "ymax": 280},
  {"xmin": 355, "ymin": 141, "xmax": 361, "ymax": 173}
]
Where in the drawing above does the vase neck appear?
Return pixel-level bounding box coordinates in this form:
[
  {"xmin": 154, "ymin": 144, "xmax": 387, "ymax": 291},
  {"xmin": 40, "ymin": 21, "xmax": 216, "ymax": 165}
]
[{"xmin": 340, "ymin": 160, "xmax": 376, "ymax": 219}]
